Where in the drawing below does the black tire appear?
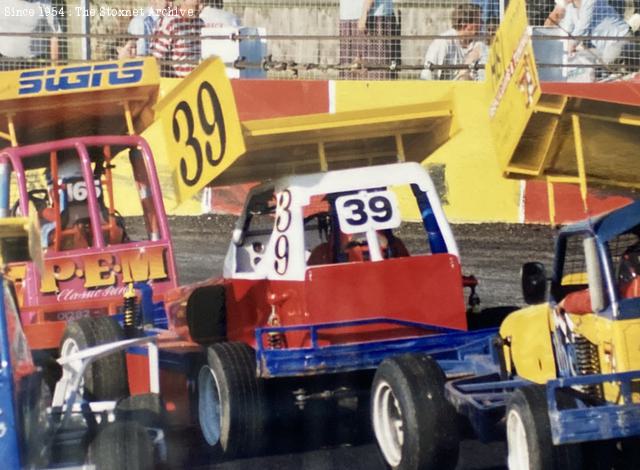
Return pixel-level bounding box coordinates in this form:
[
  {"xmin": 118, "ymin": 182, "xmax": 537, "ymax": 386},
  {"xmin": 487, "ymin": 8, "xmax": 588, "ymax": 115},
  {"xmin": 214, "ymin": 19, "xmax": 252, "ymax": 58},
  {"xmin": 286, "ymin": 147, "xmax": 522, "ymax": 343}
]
[
  {"xmin": 60, "ymin": 316, "xmax": 129, "ymax": 401},
  {"xmin": 616, "ymin": 437, "xmax": 640, "ymax": 470},
  {"xmin": 186, "ymin": 285, "xmax": 227, "ymax": 344},
  {"xmin": 506, "ymin": 385, "xmax": 582, "ymax": 470},
  {"xmin": 115, "ymin": 393, "xmax": 167, "ymax": 429},
  {"xmin": 371, "ymin": 354, "xmax": 459, "ymax": 470},
  {"xmin": 198, "ymin": 342, "xmax": 266, "ymax": 458},
  {"xmin": 88, "ymin": 421, "xmax": 154, "ymax": 470}
]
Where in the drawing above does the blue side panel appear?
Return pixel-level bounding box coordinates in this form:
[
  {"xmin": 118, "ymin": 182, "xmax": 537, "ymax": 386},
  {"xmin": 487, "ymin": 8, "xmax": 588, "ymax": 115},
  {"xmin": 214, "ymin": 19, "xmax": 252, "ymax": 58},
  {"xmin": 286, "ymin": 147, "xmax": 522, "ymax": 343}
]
[
  {"xmin": 256, "ymin": 318, "xmax": 497, "ymax": 378},
  {"xmin": 0, "ymin": 283, "xmax": 22, "ymax": 470},
  {"xmin": 547, "ymin": 370, "xmax": 640, "ymax": 445}
]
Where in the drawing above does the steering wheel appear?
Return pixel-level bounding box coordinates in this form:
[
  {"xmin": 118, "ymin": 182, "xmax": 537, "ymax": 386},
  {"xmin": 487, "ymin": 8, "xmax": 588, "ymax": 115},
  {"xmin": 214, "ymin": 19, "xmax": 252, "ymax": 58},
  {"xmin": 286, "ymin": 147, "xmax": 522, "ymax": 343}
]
[{"xmin": 10, "ymin": 189, "xmax": 50, "ymax": 217}]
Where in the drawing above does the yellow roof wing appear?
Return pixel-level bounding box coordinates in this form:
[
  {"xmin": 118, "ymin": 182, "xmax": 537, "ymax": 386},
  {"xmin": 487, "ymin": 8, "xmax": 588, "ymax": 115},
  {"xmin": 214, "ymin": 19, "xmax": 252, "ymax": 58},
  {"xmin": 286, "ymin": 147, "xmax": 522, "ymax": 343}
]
[
  {"xmin": 144, "ymin": 58, "xmax": 455, "ymax": 208},
  {"xmin": 505, "ymin": 94, "xmax": 640, "ymax": 189},
  {"xmin": 0, "ymin": 58, "xmax": 160, "ymax": 146},
  {"xmin": 213, "ymin": 100, "xmax": 456, "ymax": 186}
]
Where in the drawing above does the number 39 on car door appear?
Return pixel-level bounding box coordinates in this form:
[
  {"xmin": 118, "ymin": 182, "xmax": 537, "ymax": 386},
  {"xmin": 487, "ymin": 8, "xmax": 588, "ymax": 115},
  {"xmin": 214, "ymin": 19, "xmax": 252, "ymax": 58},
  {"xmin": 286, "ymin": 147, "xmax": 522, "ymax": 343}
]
[{"xmin": 155, "ymin": 58, "xmax": 246, "ymax": 205}]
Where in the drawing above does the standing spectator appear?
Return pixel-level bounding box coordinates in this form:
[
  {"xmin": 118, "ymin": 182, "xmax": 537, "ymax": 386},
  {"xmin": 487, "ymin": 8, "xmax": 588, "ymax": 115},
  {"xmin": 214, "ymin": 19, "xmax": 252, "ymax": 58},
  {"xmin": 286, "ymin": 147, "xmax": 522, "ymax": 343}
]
[
  {"xmin": 338, "ymin": 0, "xmax": 399, "ymax": 80},
  {"xmin": 0, "ymin": 0, "xmax": 60, "ymax": 67},
  {"xmin": 547, "ymin": 0, "xmax": 631, "ymax": 64},
  {"xmin": 152, "ymin": 0, "xmax": 204, "ymax": 77},
  {"xmin": 420, "ymin": 4, "xmax": 485, "ymax": 81},
  {"xmin": 339, "ymin": 0, "xmax": 367, "ymax": 79},
  {"xmin": 358, "ymin": 0, "xmax": 400, "ymax": 79},
  {"xmin": 200, "ymin": 0, "xmax": 241, "ymax": 29},
  {"xmin": 120, "ymin": 0, "xmax": 168, "ymax": 58}
]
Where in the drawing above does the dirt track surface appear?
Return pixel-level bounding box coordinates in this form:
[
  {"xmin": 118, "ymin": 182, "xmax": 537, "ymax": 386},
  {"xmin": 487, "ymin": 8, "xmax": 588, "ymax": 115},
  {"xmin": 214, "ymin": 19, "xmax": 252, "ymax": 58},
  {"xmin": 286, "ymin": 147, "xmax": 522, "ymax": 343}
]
[{"xmin": 156, "ymin": 216, "xmax": 558, "ymax": 470}]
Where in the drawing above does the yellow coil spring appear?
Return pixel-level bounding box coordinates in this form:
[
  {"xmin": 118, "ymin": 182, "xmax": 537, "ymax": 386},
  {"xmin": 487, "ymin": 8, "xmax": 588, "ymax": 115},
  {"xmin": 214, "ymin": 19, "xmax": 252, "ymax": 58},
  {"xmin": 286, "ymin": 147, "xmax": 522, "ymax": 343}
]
[{"xmin": 123, "ymin": 283, "xmax": 137, "ymax": 329}]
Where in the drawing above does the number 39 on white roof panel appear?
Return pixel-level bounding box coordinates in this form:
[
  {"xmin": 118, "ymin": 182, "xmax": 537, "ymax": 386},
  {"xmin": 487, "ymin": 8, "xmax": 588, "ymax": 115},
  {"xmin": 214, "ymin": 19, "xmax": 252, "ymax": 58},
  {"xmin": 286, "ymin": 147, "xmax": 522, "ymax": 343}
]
[{"xmin": 335, "ymin": 190, "xmax": 401, "ymax": 235}]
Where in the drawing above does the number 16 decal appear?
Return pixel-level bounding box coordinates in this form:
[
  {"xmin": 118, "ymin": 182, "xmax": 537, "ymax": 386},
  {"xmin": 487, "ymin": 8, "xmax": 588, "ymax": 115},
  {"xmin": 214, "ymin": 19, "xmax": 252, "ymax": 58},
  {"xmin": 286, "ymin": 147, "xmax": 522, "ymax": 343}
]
[{"xmin": 335, "ymin": 190, "xmax": 401, "ymax": 234}]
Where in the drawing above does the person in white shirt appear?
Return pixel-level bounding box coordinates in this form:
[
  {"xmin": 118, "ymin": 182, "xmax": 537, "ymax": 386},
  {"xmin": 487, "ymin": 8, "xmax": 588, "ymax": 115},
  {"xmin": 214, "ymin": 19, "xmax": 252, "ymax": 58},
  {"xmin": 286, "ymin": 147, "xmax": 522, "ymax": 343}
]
[
  {"xmin": 0, "ymin": 0, "xmax": 60, "ymax": 63},
  {"xmin": 420, "ymin": 3, "xmax": 485, "ymax": 80},
  {"xmin": 200, "ymin": 0, "xmax": 241, "ymax": 29},
  {"xmin": 545, "ymin": 0, "xmax": 631, "ymax": 64}
]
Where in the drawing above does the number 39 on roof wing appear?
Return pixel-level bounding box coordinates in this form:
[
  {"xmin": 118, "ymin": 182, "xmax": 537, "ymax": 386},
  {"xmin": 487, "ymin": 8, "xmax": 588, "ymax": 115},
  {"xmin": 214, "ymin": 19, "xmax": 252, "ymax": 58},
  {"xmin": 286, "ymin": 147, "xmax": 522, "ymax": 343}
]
[{"xmin": 154, "ymin": 58, "xmax": 246, "ymax": 206}]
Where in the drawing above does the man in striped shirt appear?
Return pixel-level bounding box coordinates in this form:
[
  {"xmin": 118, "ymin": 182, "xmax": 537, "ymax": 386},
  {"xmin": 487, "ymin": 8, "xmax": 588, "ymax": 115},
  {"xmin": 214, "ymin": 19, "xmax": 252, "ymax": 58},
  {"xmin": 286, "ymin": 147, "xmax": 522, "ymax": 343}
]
[{"xmin": 152, "ymin": 0, "xmax": 204, "ymax": 77}]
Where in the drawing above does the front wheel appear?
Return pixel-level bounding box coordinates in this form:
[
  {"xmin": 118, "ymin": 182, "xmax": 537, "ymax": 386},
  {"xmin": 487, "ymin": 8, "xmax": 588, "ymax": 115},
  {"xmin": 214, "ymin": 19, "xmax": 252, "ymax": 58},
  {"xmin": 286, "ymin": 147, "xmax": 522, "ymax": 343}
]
[
  {"xmin": 371, "ymin": 354, "xmax": 459, "ymax": 470},
  {"xmin": 198, "ymin": 342, "xmax": 266, "ymax": 458},
  {"xmin": 59, "ymin": 316, "xmax": 129, "ymax": 401},
  {"xmin": 506, "ymin": 385, "xmax": 581, "ymax": 470},
  {"xmin": 88, "ymin": 421, "xmax": 154, "ymax": 470}
]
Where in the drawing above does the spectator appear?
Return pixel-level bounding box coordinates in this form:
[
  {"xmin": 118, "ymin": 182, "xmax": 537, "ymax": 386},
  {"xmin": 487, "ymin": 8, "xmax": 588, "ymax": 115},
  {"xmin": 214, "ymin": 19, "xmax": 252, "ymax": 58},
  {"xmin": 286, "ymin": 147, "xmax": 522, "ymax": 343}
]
[
  {"xmin": 339, "ymin": 0, "xmax": 367, "ymax": 79},
  {"xmin": 420, "ymin": 4, "xmax": 485, "ymax": 81},
  {"xmin": 115, "ymin": 35, "xmax": 137, "ymax": 60},
  {"xmin": 200, "ymin": 0, "xmax": 241, "ymax": 29},
  {"xmin": 358, "ymin": 0, "xmax": 400, "ymax": 79},
  {"xmin": 152, "ymin": 0, "xmax": 204, "ymax": 77},
  {"xmin": 0, "ymin": 0, "xmax": 60, "ymax": 66},
  {"xmin": 120, "ymin": 0, "xmax": 168, "ymax": 58},
  {"xmin": 339, "ymin": 0, "xmax": 399, "ymax": 79},
  {"xmin": 547, "ymin": 0, "xmax": 631, "ymax": 64}
]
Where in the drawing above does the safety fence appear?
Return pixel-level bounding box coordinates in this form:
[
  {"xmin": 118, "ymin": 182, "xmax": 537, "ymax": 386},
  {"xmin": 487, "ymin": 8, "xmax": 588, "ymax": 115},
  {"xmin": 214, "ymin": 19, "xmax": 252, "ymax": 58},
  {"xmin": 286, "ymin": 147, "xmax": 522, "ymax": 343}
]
[{"xmin": 0, "ymin": 0, "xmax": 638, "ymax": 81}]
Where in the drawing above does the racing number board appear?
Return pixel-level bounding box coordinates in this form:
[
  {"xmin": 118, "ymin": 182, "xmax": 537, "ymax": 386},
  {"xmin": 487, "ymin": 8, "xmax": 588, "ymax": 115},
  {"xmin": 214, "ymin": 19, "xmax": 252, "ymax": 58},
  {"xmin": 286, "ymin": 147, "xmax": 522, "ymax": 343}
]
[
  {"xmin": 156, "ymin": 58, "xmax": 246, "ymax": 205},
  {"xmin": 335, "ymin": 190, "xmax": 401, "ymax": 235}
]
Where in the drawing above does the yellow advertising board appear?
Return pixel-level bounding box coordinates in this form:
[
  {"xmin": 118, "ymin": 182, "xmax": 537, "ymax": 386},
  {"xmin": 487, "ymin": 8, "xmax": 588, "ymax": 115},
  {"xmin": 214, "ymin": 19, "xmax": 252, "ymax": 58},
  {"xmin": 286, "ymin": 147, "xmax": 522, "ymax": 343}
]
[
  {"xmin": 0, "ymin": 58, "xmax": 159, "ymax": 102},
  {"xmin": 0, "ymin": 58, "xmax": 160, "ymax": 146},
  {"xmin": 153, "ymin": 58, "xmax": 246, "ymax": 206},
  {"xmin": 486, "ymin": 0, "xmax": 541, "ymax": 167}
]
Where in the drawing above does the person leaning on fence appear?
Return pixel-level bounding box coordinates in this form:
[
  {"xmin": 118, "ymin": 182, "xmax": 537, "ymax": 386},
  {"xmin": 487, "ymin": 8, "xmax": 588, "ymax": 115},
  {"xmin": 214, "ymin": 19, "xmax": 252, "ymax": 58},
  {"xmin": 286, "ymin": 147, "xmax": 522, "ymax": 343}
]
[
  {"xmin": 0, "ymin": 0, "xmax": 61, "ymax": 67},
  {"xmin": 420, "ymin": 3, "xmax": 485, "ymax": 81},
  {"xmin": 152, "ymin": 0, "xmax": 204, "ymax": 77},
  {"xmin": 119, "ymin": 0, "xmax": 168, "ymax": 58},
  {"xmin": 546, "ymin": 0, "xmax": 631, "ymax": 65}
]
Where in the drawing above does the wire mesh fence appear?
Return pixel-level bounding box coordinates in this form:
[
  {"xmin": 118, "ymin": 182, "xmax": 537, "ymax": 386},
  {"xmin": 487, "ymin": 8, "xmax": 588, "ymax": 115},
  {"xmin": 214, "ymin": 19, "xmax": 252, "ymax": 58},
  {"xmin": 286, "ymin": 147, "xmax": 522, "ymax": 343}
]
[{"xmin": 0, "ymin": 0, "xmax": 638, "ymax": 81}]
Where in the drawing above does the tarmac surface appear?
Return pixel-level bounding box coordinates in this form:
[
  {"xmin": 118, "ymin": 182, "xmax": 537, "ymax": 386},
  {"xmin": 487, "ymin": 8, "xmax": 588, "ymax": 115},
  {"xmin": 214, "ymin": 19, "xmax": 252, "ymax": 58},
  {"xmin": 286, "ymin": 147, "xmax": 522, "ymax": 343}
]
[{"xmin": 155, "ymin": 215, "xmax": 558, "ymax": 470}]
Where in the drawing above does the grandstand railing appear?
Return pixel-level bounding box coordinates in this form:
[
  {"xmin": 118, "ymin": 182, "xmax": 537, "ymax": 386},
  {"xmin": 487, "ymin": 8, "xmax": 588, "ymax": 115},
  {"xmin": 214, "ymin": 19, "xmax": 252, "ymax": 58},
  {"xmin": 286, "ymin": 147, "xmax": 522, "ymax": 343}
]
[{"xmin": 0, "ymin": 0, "xmax": 637, "ymax": 81}]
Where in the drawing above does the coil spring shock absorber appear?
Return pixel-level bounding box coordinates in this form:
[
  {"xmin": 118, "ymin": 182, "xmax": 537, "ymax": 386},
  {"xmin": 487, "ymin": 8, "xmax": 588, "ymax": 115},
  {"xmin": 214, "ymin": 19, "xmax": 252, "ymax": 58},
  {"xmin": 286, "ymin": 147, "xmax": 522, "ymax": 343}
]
[
  {"xmin": 574, "ymin": 334, "xmax": 603, "ymax": 399},
  {"xmin": 123, "ymin": 283, "xmax": 139, "ymax": 338},
  {"xmin": 266, "ymin": 306, "xmax": 286, "ymax": 349}
]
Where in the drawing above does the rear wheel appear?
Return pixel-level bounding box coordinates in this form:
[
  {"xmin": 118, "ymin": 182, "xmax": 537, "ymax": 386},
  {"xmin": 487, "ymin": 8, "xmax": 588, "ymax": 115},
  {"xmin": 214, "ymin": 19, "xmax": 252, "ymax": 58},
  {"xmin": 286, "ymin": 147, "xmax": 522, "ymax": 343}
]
[
  {"xmin": 371, "ymin": 354, "xmax": 459, "ymax": 470},
  {"xmin": 506, "ymin": 385, "xmax": 582, "ymax": 470},
  {"xmin": 198, "ymin": 342, "xmax": 266, "ymax": 458},
  {"xmin": 59, "ymin": 316, "xmax": 129, "ymax": 401}
]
